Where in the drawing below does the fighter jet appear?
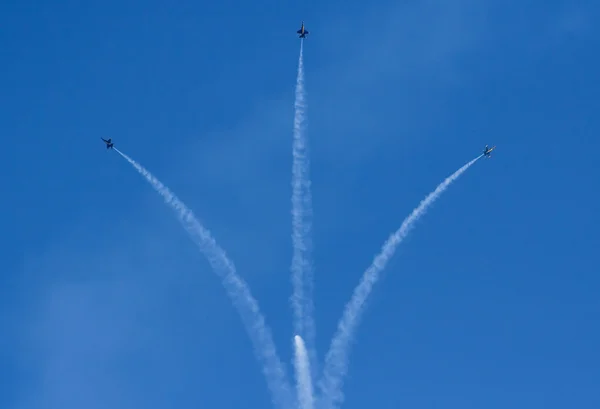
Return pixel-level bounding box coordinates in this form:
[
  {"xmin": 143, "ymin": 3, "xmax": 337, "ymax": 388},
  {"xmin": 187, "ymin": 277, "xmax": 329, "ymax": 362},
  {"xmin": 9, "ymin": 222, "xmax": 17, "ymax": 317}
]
[
  {"xmin": 483, "ymin": 145, "xmax": 496, "ymax": 158},
  {"xmin": 297, "ymin": 21, "xmax": 309, "ymax": 38},
  {"xmin": 101, "ymin": 137, "xmax": 114, "ymax": 149}
]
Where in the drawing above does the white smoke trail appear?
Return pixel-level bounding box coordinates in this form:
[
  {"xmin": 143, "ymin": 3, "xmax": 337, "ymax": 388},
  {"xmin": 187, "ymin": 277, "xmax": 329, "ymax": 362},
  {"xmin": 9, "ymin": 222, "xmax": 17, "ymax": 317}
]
[
  {"xmin": 114, "ymin": 148, "xmax": 294, "ymax": 409},
  {"xmin": 318, "ymin": 155, "xmax": 483, "ymax": 409},
  {"xmin": 294, "ymin": 335, "xmax": 315, "ymax": 409},
  {"xmin": 290, "ymin": 39, "xmax": 317, "ymax": 374}
]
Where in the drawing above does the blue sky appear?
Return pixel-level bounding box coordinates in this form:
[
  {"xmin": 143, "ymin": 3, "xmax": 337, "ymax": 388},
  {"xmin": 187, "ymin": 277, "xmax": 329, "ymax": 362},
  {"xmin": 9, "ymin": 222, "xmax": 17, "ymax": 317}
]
[{"xmin": 1, "ymin": 0, "xmax": 599, "ymax": 408}]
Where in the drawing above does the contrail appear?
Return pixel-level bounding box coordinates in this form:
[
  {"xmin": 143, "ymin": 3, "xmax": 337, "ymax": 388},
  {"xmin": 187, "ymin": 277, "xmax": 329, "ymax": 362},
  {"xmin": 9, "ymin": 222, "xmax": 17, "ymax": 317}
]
[
  {"xmin": 294, "ymin": 335, "xmax": 314, "ymax": 409},
  {"xmin": 290, "ymin": 39, "xmax": 317, "ymax": 375},
  {"xmin": 318, "ymin": 154, "xmax": 483, "ymax": 409},
  {"xmin": 114, "ymin": 148, "xmax": 294, "ymax": 409}
]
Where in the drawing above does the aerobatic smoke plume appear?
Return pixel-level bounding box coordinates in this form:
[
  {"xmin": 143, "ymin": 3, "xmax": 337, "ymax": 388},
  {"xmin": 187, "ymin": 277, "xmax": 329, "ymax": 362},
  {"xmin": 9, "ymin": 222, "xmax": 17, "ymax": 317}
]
[
  {"xmin": 290, "ymin": 39, "xmax": 318, "ymax": 376},
  {"xmin": 111, "ymin": 36, "xmax": 484, "ymax": 409},
  {"xmin": 318, "ymin": 155, "xmax": 484, "ymax": 409},
  {"xmin": 294, "ymin": 335, "xmax": 315, "ymax": 409},
  {"xmin": 114, "ymin": 148, "xmax": 293, "ymax": 409}
]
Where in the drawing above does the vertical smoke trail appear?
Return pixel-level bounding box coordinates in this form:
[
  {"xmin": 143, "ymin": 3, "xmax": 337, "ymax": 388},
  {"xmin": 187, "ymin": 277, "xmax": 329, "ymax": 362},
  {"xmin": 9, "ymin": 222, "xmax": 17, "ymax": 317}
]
[
  {"xmin": 291, "ymin": 39, "xmax": 317, "ymax": 375},
  {"xmin": 318, "ymin": 155, "xmax": 483, "ymax": 409},
  {"xmin": 114, "ymin": 148, "xmax": 294, "ymax": 409},
  {"xmin": 294, "ymin": 335, "xmax": 315, "ymax": 409}
]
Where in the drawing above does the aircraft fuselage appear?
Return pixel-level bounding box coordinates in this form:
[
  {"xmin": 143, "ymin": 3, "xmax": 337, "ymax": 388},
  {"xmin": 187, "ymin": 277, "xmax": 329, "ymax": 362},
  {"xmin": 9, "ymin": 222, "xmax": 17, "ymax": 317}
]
[
  {"xmin": 483, "ymin": 145, "xmax": 495, "ymax": 157},
  {"xmin": 297, "ymin": 22, "xmax": 309, "ymax": 38},
  {"xmin": 101, "ymin": 138, "xmax": 114, "ymax": 149}
]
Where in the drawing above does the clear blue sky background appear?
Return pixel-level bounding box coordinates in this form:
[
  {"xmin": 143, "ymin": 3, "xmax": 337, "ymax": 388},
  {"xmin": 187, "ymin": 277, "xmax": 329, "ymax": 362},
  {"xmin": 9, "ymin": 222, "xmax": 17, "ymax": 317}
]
[{"xmin": 1, "ymin": 0, "xmax": 599, "ymax": 408}]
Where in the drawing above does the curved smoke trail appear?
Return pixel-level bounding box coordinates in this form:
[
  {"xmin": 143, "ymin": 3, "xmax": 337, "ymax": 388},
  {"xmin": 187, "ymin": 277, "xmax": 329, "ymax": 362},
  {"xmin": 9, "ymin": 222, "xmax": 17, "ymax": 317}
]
[
  {"xmin": 115, "ymin": 148, "xmax": 294, "ymax": 409},
  {"xmin": 318, "ymin": 155, "xmax": 483, "ymax": 409},
  {"xmin": 291, "ymin": 39, "xmax": 317, "ymax": 375}
]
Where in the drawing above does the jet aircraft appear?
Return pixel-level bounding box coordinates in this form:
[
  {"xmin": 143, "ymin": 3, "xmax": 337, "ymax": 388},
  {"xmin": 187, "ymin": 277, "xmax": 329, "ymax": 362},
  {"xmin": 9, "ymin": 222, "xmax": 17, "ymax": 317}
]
[
  {"xmin": 483, "ymin": 145, "xmax": 496, "ymax": 157},
  {"xmin": 101, "ymin": 138, "xmax": 114, "ymax": 149},
  {"xmin": 297, "ymin": 22, "xmax": 309, "ymax": 38}
]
